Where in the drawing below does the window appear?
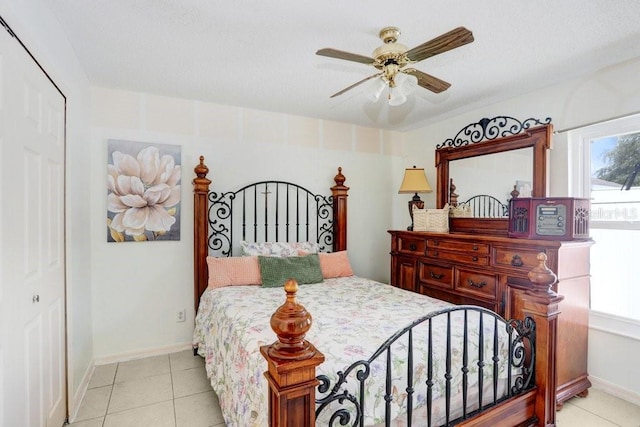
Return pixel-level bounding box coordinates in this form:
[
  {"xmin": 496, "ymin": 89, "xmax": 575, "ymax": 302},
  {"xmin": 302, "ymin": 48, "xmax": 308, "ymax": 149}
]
[{"xmin": 570, "ymin": 114, "xmax": 640, "ymax": 322}]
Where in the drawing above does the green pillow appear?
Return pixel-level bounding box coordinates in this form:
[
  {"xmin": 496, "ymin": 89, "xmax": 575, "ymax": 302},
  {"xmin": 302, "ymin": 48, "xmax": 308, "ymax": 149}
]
[{"xmin": 258, "ymin": 254, "xmax": 324, "ymax": 288}]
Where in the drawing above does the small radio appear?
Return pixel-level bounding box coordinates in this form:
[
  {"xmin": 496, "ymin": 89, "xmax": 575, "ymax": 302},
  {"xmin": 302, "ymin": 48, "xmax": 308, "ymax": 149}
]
[{"xmin": 508, "ymin": 197, "xmax": 590, "ymax": 240}]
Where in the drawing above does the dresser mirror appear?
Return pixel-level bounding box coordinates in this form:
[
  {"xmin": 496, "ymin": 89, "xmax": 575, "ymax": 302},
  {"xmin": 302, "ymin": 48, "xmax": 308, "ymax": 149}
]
[
  {"xmin": 435, "ymin": 123, "xmax": 552, "ymax": 235},
  {"xmin": 448, "ymin": 148, "xmax": 533, "ymax": 205}
]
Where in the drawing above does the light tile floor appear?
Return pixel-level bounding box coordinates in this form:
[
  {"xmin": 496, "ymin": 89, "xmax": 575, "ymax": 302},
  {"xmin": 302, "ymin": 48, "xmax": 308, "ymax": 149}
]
[
  {"xmin": 68, "ymin": 350, "xmax": 224, "ymax": 427},
  {"xmin": 69, "ymin": 350, "xmax": 640, "ymax": 426},
  {"xmin": 557, "ymin": 388, "xmax": 640, "ymax": 427}
]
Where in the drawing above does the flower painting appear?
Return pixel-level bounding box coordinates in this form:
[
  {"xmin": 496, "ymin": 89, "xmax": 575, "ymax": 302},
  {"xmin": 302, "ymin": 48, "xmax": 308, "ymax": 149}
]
[{"xmin": 107, "ymin": 140, "xmax": 181, "ymax": 242}]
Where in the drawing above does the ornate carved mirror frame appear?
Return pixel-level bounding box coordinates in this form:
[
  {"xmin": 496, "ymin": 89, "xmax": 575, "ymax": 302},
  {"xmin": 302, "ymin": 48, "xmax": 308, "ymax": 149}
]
[{"xmin": 435, "ymin": 117, "xmax": 553, "ymax": 235}]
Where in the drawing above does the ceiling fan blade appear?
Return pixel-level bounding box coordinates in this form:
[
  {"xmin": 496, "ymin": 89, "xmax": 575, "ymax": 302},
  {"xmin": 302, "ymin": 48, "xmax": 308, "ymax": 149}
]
[
  {"xmin": 330, "ymin": 73, "xmax": 383, "ymax": 98},
  {"xmin": 405, "ymin": 27, "xmax": 474, "ymax": 63},
  {"xmin": 404, "ymin": 69, "xmax": 451, "ymax": 93},
  {"xmin": 316, "ymin": 48, "xmax": 375, "ymax": 65}
]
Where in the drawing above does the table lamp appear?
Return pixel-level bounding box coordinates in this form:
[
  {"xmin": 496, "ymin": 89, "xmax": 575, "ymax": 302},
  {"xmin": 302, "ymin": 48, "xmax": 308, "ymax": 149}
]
[{"xmin": 398, "ymin": 166, "xmax": 432, "ymax": 231}]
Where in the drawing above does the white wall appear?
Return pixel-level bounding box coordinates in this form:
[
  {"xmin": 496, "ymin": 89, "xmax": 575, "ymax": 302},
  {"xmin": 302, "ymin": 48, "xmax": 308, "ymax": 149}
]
[
  {"xmin": 403, "ymin": 57, "xmax": 640, "ymax": 401},
  {"xmin": 89, "ymin": 88, "xmax": 405, "ymax": 359},
  {"xmin": 0, "ymin": 0, "xmax": 93, "ymax": 417}
]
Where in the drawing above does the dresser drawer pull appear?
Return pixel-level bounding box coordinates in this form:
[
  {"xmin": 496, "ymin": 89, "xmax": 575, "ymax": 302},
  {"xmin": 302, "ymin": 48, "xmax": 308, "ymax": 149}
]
[
  {"xmin": 472, "ymin": 256, "xmax": 478, "ymax": 262},
  {"xmin": 429, "ymin": 271, "xmax": 444, "ymax": 280},
  {"xmin": 473, "ymin": 245, "xmax": 478, "ymax": 251},
  {"xmin": 433, "ymin": 251, "xmax": 439, "ymax": 257},
  {"xmin": 467, "ymin": 279, "xmax": 487, "ymax": 289},
  {"xmin": 511, "ymin": 254, "xmax": 524, "ymax": 267},
  {"xmin": 433, "ymin": 240, "xmax": 440, "ymax": 246},
  {"xmin": 409, "ymin": 243, "xmax": 417, "ymax": 251}
]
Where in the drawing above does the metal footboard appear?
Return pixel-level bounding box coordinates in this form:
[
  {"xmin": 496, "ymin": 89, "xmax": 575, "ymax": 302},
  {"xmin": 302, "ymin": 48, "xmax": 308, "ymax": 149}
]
[{"xmin": 315, "ymin": 305, "xmax": 535, "ymax": 427}]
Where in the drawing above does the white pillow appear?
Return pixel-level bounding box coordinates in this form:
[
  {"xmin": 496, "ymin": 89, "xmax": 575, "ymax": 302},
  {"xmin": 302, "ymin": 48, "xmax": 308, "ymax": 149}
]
[{"xmin": 240, "ymin": 240, "xmax": 320, "ymax": 257}]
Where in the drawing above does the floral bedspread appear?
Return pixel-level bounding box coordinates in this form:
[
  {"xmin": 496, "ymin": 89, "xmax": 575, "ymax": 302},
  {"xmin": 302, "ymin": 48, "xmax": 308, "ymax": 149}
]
[{"xmin": 193, "ymin": 277, "xmax": 514, "ymax": 427}]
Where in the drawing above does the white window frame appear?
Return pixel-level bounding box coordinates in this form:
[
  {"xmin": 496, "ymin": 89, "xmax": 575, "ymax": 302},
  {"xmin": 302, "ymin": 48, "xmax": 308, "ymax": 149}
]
[
  {"xmin": 568, "ymin": 114, "xmax": 640, "ymax": 199},
  {"xmin": 568, "ymin": 113, "xmax": 640, "ymax": 339}
]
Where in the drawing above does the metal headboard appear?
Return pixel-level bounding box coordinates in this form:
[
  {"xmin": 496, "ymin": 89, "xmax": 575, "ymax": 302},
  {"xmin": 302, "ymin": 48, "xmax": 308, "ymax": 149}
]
[
  {"xmin": 459, "ymin": 195, "xmax": 509, "ymax": 218},
  {"xmin": 207, "ymin": 181, "xmax": 335, "ymax": 256}
]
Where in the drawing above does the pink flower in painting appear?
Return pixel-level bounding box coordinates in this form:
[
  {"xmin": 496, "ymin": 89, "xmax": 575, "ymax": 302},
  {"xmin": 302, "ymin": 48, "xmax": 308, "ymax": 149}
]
[{"xmin": 107, "ymin": 146, "xmax": 181, "ymax": 237}]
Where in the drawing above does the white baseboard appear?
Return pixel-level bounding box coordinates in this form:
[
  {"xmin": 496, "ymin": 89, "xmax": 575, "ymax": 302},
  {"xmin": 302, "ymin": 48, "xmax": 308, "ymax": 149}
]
[
  {"xmin": 68, "ymin": 361, "xmax": 95, "ymax": 423},
  {"xmin": 590, "ymin": 375, "xmax": 640, "ymax": 406},
  {"xmin": 93, "ymin": 342, "xmax": 193, "ymax": 366}
]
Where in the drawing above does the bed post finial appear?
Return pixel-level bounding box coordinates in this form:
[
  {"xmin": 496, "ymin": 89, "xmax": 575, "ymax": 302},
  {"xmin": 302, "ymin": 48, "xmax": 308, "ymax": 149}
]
[
  {"xmin": 260, "ymin": 280, "xmax": 325, "ymax": 427},
  {"xmin": 194, "ymin": 156, "xmax": 210, "ymax": 181},
  {"xmin": 266, "ymin": 279, "xmax": 317, "ymax": 360},
  {"xmin": 334, "ymin": 166, "xmax": 345, "ymax": 187},
  {"xmin": 331, "ymin": 167, "xmax": 349, "ymax": 252},
  {"xmin": 527, "ymin": 253, "xmax": 558, "ymax": 297},
  {"xmin": 511, "ymin": 184, "xmax": 520, "ymax": 200},
  {"xmin": 449, "ymin": 178, "xmax": 459, "ymax": 207}
]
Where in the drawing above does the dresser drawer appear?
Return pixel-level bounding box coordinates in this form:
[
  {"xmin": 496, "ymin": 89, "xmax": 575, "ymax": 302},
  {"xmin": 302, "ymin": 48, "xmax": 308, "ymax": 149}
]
[
  {"xmin": 427, "ymin": 249, "xmax": 489, "ymax": 266},
  {"xmin": 418, "ymin": 262, "xmax": 453, "ymax": 289},
  {"xmin": 492, "ymin": 247, "xmax": 541, "ymax": 272},
  {"xmin": 455, "ymin": 269, "xmax": 498, "ymax": 300},
  {"xmin": 427, "ymin": 239, "xmax": 489, "ymax": 255},
  {"xmin": 417, "ymin": 286, "xmax": 498, "ymax": 312},
  {"xmin": 396, "ymin": 236, "xmax": 427, "ymax": 256}
]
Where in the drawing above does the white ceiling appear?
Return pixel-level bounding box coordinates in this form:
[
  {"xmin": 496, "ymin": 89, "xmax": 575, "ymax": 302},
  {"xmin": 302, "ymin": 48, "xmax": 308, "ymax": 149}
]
[{"xmin": 47, "ymin": 0, "xmax": 640, "ymax": 131}]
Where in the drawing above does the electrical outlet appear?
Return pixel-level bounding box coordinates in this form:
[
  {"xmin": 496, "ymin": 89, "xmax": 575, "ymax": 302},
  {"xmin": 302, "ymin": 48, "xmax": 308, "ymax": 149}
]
[{"xmin": 176, "ymin": 309, "xmax": 186, "ymax": 322}]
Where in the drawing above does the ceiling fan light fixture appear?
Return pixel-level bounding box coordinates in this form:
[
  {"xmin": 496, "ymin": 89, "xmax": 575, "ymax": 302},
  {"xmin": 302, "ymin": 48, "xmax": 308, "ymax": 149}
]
[
  {"xmin": 366, "ymin": 77, "xmax": 387, "ymax": 102},
  {"xmin": 388, "ymin": 85, "xmax": 407, "ymax": 106},
  {"xmin": 387, "ymin": 73, "xmax": 418, "ymax": 106},
  {"xmin": 399, "ymin": 73, "xmax": 418, "ymax": 95}
]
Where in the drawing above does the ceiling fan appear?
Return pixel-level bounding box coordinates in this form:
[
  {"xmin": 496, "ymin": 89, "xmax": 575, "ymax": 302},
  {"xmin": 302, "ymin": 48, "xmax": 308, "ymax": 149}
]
[{"xmin": 316, "ymin": 26, "xmax": 474, "ymax": 105}]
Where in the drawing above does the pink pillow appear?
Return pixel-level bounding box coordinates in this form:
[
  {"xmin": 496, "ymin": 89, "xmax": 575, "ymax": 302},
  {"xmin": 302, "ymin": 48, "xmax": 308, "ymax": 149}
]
[
  {"xmin": 207, "ymin": 256, "xmax": 262, "ymax": 288},
  {"xmin": 318, "ymin": 251, "xmax": 354, "ymax": 279}
]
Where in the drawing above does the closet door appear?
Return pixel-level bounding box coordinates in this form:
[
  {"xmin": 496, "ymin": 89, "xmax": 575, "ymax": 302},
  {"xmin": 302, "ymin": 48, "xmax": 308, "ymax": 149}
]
[{"xmin": 0, "ymin": 22, "xmax": 67, "ymax": 427}]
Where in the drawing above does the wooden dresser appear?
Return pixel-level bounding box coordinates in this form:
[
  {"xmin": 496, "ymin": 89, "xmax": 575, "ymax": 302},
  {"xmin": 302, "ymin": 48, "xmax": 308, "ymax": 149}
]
[{"xmin": 389, "ymin": 230, "xmax": 593, "ymax": 407}]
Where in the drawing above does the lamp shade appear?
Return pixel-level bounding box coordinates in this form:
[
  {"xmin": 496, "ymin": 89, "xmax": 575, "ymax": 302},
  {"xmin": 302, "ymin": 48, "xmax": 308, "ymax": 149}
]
[
  {"xmin": 388, "ymin": 86, "xmax": 407, "ymax": 107},
  {"xmin": 388, "ymin": 73, "xmax": 418, "ymax": 106},
  {"xmin": 366, "ymin": 77, "xmax": 387, "ymax": 102},
  {"xmin": 398, "ymin": 166, "xmax": 432, "ymax": 194}
]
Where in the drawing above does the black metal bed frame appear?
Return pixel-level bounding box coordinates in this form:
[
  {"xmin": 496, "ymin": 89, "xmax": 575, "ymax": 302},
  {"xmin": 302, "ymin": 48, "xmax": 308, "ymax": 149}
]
[
  {"xmin": 206, "ymin": 180, "xmax": 335, "ymax": 256},
  {"xmin": 315, "ymin": 306, "xmax": 536, "ymax": 427},
  {"xmin": 458, "ymin": 195, "xmax": 510, "ymax": 218}
]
